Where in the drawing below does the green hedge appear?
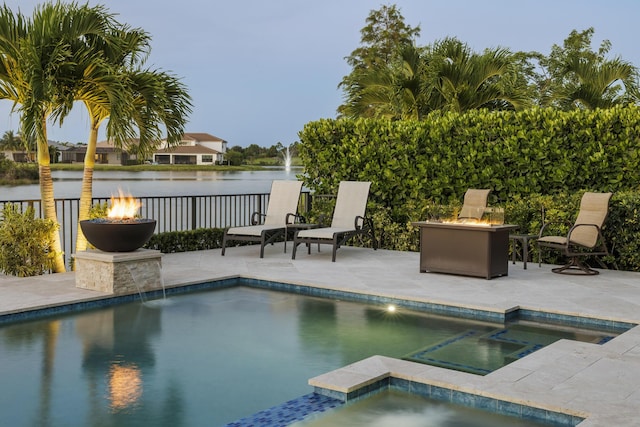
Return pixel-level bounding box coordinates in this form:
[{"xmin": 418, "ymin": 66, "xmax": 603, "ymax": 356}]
[
  {"xmin": 298, "ymin": 106, "xmax": 640, "ymax": 271},
  {"xmin": 299, "ymin": 106, "xmax": 640, "ymax": 212},
  {"xmin": 144, "ymin": 228, "xmax": 225, "ymax": 253}
]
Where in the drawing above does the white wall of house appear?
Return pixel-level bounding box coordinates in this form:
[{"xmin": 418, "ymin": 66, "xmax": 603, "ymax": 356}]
[
  {"xmin": 153, "ymin": 153, "xmax": 217, "ymax": 165},
  {"xmin": 198, "ymin": 140, "xmax": 227, "ymax": 155}
]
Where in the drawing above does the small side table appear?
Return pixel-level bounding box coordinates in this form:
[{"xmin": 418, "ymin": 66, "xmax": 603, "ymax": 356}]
[
  {"xmin": 509, "ymin": 234, "xmax": 538, "ymax": 269},
  {"xmin": 284, "ymin": 223, "xmax": 319, "ymax": 253}
]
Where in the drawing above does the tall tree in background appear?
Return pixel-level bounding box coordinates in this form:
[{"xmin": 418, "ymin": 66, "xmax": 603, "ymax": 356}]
[
  {"xmin": 425, "ymin": 38, "xmax": 530, "ymax": 113},
  {"xmin": 339, "ymin": 6, "xmax": 530, "ymax": 119},
  {"xmin": 338, "ymin": 4, "xmax": 420, "ymax": 118},
  {"xmin": 0, "ymin": 130, "xmax": 21, "ymax": 151},
  {"xmin": 557, "ymin": 57, "xmax": 638, "ymax": 109},
  {"xmin": 534, "ymin": 27, "xmax": 640, "ymax": 108},
  {"xmin": 340, "ymin": 44, "xmax": 430, "ymax": 120}
]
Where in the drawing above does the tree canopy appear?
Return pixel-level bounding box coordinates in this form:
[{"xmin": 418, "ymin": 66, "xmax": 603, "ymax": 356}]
[{"xmin": 338, "ymin": 6, "xmax": 640, "ymax": 120}]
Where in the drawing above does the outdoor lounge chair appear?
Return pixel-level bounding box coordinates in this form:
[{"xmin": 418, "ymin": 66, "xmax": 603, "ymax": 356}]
[
  {"xmin": 537, "ymin": 192, "xmax": 613, "ymax": 275},
  {"xmin": 221, "ymin": 180, "xmax": 303, "ymax": 258},
  {"xmin": 291, "ymin": 181, "xmax": 377, "ymax": 262},
  {"xmin": 458, "ymin": 189, "xmax": 491, "ymax": 220}
]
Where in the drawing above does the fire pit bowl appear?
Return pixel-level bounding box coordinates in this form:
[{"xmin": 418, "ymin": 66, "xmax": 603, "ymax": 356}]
[{"xmin": 80, "ymin": 218, "xmax": 157, "ymax": 252}]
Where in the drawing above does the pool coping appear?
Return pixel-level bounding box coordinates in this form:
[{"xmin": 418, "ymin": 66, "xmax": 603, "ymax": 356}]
[{"xmin": 308, "ymin": 355, "xmax": 586, "ymax": 426}]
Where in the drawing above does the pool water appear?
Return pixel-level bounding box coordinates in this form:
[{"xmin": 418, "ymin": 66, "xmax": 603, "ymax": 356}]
[
  {"xmin": 293, "ymin": 389, "xmax": 552, "ymax": 427},
  {"xmin": 0, "ymin": 285, "xmax": 616, "ymax": 426}
]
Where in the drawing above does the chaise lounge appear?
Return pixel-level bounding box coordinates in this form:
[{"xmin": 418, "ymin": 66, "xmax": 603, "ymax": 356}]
[
  {"xmin": 221, "ymin": 180, "xmax": 303, "ymax": 258},
  {"xmin": 291, "ymin": 181, "xmax": 376, "ymax": 262}
]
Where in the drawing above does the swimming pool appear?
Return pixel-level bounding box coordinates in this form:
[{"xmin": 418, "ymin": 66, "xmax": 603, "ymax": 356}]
[{"xmin": 0, "ymin": 281, "xmax": 622, "ymax": 426}]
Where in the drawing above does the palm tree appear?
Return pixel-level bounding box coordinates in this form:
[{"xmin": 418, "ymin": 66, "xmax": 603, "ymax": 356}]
[
  {"xmin": 427, "ymin": 38, "xmax": 530, "ymax": 113},
  {"xmin": 339, "ymin": 38, "xmax": 531, "ymax": 120},
  {"xmin": 0, "ymin": 2, "xmax": 119, "ymax": 272},
  {"xmin": 0, "ymin": 130, "xmax": 22, "ymax": 151},
  {"xmin": 340, "ymin": 45, "xmax": 430, "ymax": 120},
  {"xmin": 556, "ymin": 57, "xmax": 639, "ymax": 109},
  {"xmin": 73, "ymin": 27, "xmax": 192, "ymax": 252}
]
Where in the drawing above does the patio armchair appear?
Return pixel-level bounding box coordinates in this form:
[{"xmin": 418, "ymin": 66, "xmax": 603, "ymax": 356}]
[
  {"xmin": 221, "ymin": 180, "xmax": 303, "ymax": 258},
  {"xmin": 458, "ymin": 189, "xmax": 491, "ymax": 220},
  {"xmin": 537, "ymin": 192, "xmax": 613, "ymax": 275},
  {"xmin": 291, "ymin": 181, "xmax": 377, "ymax": 262}
]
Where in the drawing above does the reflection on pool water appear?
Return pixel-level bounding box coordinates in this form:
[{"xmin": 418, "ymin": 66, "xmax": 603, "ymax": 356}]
[
  {"xmin": 294, "ymin": 390, "xmax": 551, "ymax": 427},
  {"xmin": 0, "ymin": 284, "xmax": 619, "ymax": 426}
]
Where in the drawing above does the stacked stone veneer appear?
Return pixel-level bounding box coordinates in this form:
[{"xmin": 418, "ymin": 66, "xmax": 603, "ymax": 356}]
[{"xmin": 75, "ymin": 249, "xmax": 163, "ymax": 295}]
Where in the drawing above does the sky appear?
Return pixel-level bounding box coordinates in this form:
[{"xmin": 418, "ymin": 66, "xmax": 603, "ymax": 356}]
[{"xmin": 1, "ymin": 0, "xmax": 639, "ymax": 147}]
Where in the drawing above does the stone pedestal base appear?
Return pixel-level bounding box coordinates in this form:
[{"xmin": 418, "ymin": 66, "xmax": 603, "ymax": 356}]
[{"xmin": 75, "ymin": 249, "xmax": 163, "ymax": 295}]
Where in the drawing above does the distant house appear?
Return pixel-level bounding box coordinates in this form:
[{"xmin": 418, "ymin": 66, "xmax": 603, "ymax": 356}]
[
  {"xmin": 1, "ymin": 149, "xmax": 34, "ymax": 163},
  {"xmin": 153, "ymin": 133, "xmax": 227, "ymax": 165},
  {"xmin": 58, "ymin": 133, "xmax": 228, "ymax": 166},
  {"xmin": 2, "ymin": 141, "xmax": 64, "ymax": 163},
  {"xmin": 61, "ymin": 139, "xmax": 141, "ymax": 165}
]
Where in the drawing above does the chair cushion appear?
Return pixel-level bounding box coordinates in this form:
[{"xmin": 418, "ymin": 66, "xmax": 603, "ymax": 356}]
[
  {"xmin": 571, "ymin": 192, "xmax": 612, "ymax": 248},
  {"xmin": 263, "ymin": 180, "xmax": 303, "ymax": 226},
  {"xmin": 297, "ymin": 227, "xmax": 353, "ymax": 240},
  {"xmin": 331, "ymin": 181, "xmax": 371, "ymax": 228},
  {"xmin": 226, "ymin": 224, "xmax": 283, "ymax": 237},
  {"xmin": 538, "ymin": 236, "xmax": 567, "ymax": 245}
]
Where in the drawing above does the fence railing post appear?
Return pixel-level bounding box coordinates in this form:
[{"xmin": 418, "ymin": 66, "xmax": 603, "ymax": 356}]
[{"xmin": 191, "ymin": 197, "xmax": 197, "ymax": 230}]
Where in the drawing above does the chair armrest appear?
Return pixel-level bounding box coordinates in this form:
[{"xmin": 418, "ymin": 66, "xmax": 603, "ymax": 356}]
[
  {"xmin": 538, "ymin": 220, "xmax": 571, "ymax": 238},
  {"xmin": 251, "ymin": 211, "xmax": 266, "ymax": 225},
  {"xmin": 354, "ymin": 215, "xmax": 371, "ymax": 230},
  {"xmin": 286, "ymin": 213, "xmax": 305, "ymax": 225}
]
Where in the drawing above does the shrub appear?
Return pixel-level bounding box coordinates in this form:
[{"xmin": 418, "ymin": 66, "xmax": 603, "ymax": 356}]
[
  {"xmin": 0, "ymin": 204, "xmax": 58, "ymax": 276},
  {"xmin": 0, "ymin": 156, "xmax": 38, "ymax": 182},
  {"xmin": 144, "ymin": 228, "xmax": 226, "ymax": 253}
]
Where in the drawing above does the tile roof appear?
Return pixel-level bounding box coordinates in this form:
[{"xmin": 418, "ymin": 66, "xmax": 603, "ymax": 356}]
[{"xmin": 182, "ymin": 133, "xmax": 226, "ymax": 142}]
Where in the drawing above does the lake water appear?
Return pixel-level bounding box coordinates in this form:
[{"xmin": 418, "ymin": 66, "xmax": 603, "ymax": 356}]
[{"xmin": 0, "ymin": 168, "xmax": 303, "ymax": 200}]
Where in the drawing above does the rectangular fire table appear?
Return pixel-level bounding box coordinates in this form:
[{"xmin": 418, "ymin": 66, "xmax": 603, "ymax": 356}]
[{"xmin": 412, "ymin": 221, "xmax": 518, "ymax": 279}]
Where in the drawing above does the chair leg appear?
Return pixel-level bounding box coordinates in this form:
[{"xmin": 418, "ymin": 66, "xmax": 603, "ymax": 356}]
[
  {"xmin": 552, "ymin": 257, "xmax": 599, "ymax": 275},
  {"xmin": 291, "ymin": 233, "xmax": 299, "ymax": 259},
  {"xmin": 221, "ymin": 232, "xmax": 228, "ymax": 256},
  {"xmin": 538, "ymin": 245, "xmax": 543, "ymax": 267}
]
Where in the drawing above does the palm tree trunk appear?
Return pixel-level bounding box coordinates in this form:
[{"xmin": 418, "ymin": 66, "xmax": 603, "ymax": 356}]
[
  {"xmin": 75, "ymin": 126, "xmax": 99, "ymax": 253},
  {"xmin": 37, "ymin": 121, "xmax": 66, "ymax": 273}
]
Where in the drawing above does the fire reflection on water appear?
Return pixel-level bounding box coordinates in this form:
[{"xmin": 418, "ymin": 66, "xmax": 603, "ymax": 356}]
[{"xmin": 108, "ymin": 363, "xmax": 143, "ymax": 412}]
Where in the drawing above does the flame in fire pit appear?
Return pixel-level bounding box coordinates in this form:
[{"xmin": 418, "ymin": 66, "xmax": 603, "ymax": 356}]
[{"xmin": 108, "ymin": 189, "xmax": 141, "ymax": 220}]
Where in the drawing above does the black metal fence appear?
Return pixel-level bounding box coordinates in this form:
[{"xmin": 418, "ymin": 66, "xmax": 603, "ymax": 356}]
[{"xmin": 1, "ymin": 191, "xmax": 312, "ymax": 266}]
